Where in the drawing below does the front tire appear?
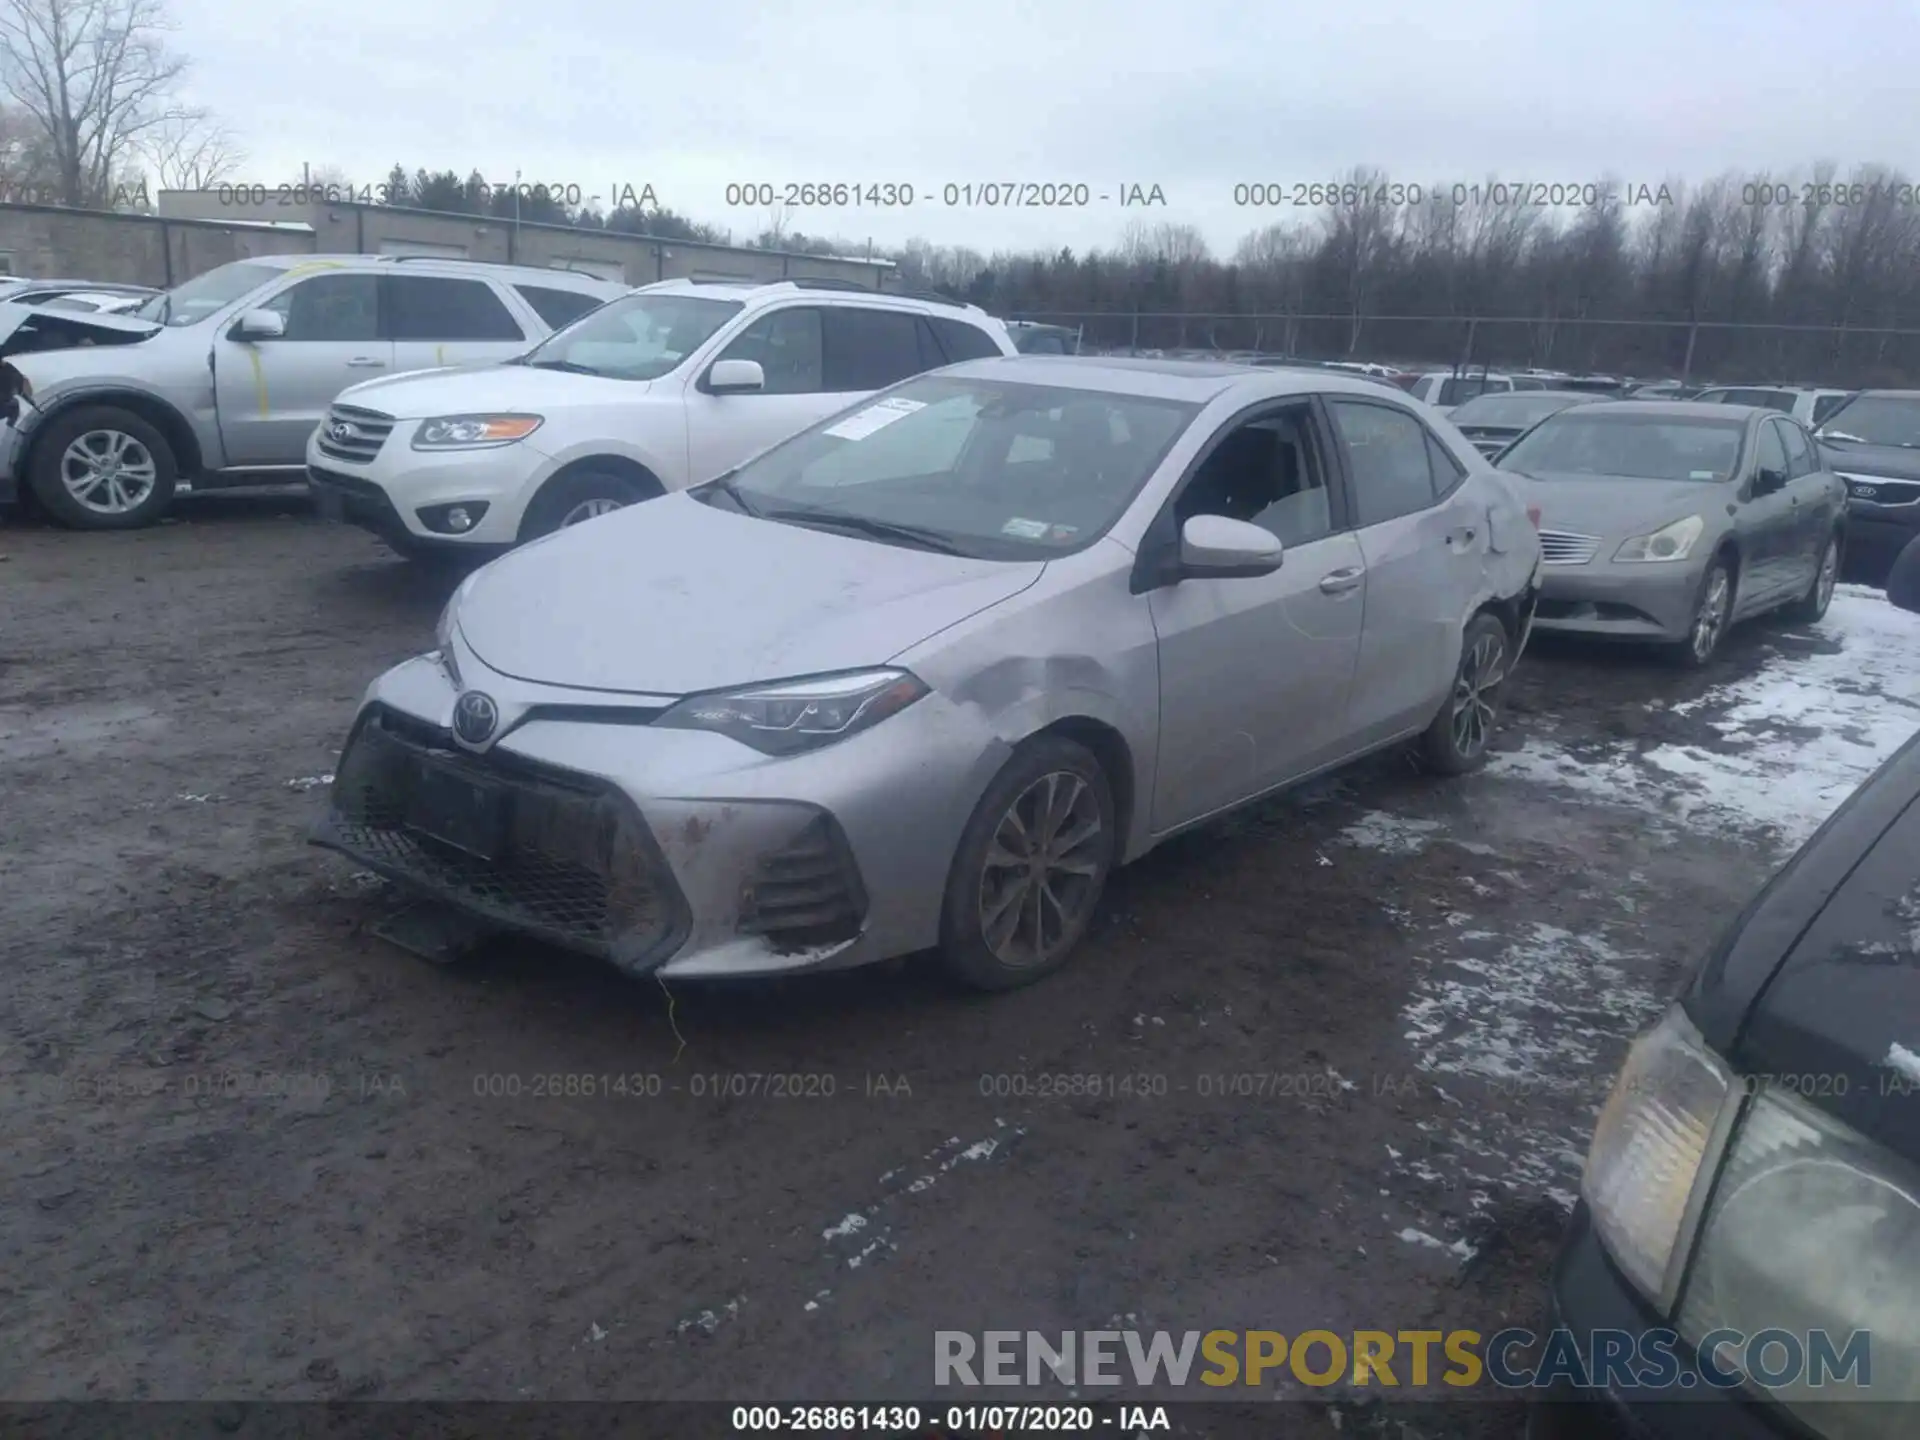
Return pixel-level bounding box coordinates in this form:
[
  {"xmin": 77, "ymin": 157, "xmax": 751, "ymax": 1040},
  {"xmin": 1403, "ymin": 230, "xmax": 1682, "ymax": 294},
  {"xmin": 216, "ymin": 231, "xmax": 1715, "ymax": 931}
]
[
  {"xmin": 28, "ymin": 406, "xmax": 178, "ymax": 530},
  {"xmin": 1672, "ymin": 556, "xmax": 1734, "ymax": 668},
  {"xmin": 937, "ymin": 737, "xmax": 1117, "ymax": 991},
  {"xmin": 517, "ymin": 467, "xmax": 659, "ymax": 543},
  {"xmin": 1420, "ymin": 612, "xmax": 1510, "ymax": 775},
  {"xmin": 1783, "ymin": 531, "xmax": 1840, "ymax": 624}
]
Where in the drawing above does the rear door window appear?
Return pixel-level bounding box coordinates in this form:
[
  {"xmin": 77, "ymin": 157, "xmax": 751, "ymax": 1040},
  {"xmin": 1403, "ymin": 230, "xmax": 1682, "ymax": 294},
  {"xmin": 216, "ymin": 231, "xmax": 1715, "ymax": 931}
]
[
  {"xmin": 384, "ymin": 276, "xmax": 525, "ymax": 341},
  {"xmin": 929, "ymin": 316, "xmax": 1004, "ymax": 362}
]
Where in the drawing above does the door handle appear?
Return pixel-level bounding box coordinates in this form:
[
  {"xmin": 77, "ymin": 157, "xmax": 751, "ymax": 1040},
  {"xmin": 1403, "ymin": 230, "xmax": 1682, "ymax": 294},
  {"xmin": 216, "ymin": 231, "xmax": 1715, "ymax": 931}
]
[
  {"xmin": 346, "ymin": 357, "xmax": 386, "ymax": 368},
  {"xmin": 1318, "ymin": 567, "xmax": 1364, "ymax": 594}
]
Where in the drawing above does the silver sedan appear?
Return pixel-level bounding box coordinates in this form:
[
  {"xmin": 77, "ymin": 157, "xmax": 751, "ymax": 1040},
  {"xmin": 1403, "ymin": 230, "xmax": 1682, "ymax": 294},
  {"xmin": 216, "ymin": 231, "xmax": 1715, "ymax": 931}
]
[
  {"xmin": 313, "ymin": 358, "xmax": 1541, "ymax": 989},
  {"xmin": 1498, "ymin": 401, "xmax": 1847, "ymax": 666}
]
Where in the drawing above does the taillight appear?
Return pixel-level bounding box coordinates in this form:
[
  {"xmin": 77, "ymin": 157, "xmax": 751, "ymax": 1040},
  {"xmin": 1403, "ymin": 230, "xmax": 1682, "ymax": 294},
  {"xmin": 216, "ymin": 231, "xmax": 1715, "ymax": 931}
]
[{"xmin": 1527, "ymin": 504, "xmax": 1542, "ymax": 528}]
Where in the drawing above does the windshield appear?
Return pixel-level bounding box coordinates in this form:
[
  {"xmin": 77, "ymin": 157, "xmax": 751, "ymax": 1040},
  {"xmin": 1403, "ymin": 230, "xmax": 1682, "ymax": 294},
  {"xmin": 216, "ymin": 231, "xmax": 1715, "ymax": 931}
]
[
  {"xmin": 709, "ymin": 374, "xmax": 1200, "ymax": 558},
  {"xmin": 1816, "ymin": 395, "xmax": 1920, "ymax": 448},
  {"xmin": 1450, "ymin": 394, "xmax": 1587, "ymax": 427},
  {"xmin": 1498, "ymin": 413, "xmax": 1747, "ymax": 481},
  {"xmin": 133, "ymin": 261, "xmax": 279, "ymax": 327},
  {"xmin": 1438, "ymin": 376, "xmax": 1502, "ymax": 406},
  {"xmin": 519, "ymin": 293, "xmax": 742, "ymax": 380}
]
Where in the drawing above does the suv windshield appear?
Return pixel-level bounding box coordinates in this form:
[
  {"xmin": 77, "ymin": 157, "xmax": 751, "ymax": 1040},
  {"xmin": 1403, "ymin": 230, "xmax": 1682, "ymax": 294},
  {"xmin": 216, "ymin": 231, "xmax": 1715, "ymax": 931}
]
[
  {"xmin": 1499, "ymin": 413, "xmax": 1747, "ymax": 481},
  {"xmin": 1449, "ymin": 394, "xmax": 1588, "ymax": 427},
  {"xmin": 709, "ymin": 374, "xmax": 1199, "ymax": 559},
  {"xmin": 133, "ymin": 261, "xmax": 279, "ymax": 327},
  {"xmin": 519, "ymin": 293, "xmax": 743, "ymax": 381},
  {"xmin": 1817, "ymin": 395, "xmax": 1920, "ymax": 449}
]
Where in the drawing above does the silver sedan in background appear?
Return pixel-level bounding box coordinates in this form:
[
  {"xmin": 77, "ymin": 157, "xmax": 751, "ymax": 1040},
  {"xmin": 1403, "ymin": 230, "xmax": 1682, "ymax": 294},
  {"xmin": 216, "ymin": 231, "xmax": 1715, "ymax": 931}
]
[
  {"xmin": 314, "ymin": 358, "xmax": 1541, "ymax": 991},
  {"xmin": 1498, "ymin": 401, "xmax": 1846, "ymax": 666}
]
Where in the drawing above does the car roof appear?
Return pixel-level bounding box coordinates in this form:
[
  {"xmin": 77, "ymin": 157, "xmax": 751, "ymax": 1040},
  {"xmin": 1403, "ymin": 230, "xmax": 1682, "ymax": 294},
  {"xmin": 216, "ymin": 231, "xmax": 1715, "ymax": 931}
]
[
  {"xmin": 934, "ymin": 354, "xmax": 1431, "ymax": 404},
  {"xmin": 1565, "ymin": 399, "xmax": 1770, "ymax": 421},
  {"xmin": 239, "ymin": 253, "xmax": 624, "ymax": 287},
  {"xmin": 633, "ymin": 276, "xmax": 996, "ymax": 321}
]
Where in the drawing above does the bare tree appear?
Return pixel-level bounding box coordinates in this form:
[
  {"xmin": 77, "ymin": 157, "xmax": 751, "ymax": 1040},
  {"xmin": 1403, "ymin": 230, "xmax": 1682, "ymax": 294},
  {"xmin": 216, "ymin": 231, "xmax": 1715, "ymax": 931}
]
[
  {"xmin": 139, "ymin": 110, "xmax": 240, "ymax": 189},
  {"xmin": 0, "ymin": 0, "xmax": 206, "ymax": 207}
]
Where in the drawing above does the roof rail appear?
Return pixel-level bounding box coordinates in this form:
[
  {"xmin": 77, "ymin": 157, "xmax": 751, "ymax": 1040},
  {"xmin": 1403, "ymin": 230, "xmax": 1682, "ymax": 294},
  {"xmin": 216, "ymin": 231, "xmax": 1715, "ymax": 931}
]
[
  {"xmin": 381, "ymin": 254, "xmax": 613, "ymax": 282},
  {"xmin": 773, "ymin": 277, "xmax": 879, "ymax": 293},
  {"xmin": 893, "ymin": 287, "xmax": 975, "ymax": 310}
]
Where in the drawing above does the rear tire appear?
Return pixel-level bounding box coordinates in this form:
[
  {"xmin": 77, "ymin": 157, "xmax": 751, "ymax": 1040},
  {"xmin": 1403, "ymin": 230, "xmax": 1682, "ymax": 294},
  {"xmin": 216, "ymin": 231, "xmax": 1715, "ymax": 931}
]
[
  {"xmin": 1783, "ymin": 530, "xmax": 1840, "ymax": 624},
  {"xmin": 1670, "ymin": 556, "xmax": 1734, "ymax": 669},
  {"xmin": 1420, "ymin": 612, "xmax": 1510, "ymax": 775},
  {"xmin": 517, "ymin": 467, "xmax": 659, "ymax": 543},
  {"xmin": 937, "ymin": 737, "xmax": 1117, "ymax": 992},
  {"xmin": 28, "ymin": 405, "xmax": 178, "ymax": 530}
]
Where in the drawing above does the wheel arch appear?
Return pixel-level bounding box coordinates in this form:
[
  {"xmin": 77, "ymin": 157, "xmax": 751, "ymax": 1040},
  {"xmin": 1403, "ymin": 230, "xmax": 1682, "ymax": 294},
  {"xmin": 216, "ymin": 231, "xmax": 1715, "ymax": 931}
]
[
  {"xmin": 1028, "ymin": 715, "xmax": 1138, "ymax": 861},
  {"xmin": 517, "ymin": 454, "xmax": 666, "ymax": 539},
  {"xmin": 25, "ymin": 388, "xmax": 203, "ymax": 481}
]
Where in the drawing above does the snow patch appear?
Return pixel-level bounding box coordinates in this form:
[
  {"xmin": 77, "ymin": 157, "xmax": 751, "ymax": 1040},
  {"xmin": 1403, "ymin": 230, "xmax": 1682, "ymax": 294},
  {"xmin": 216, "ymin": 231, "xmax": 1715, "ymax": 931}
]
[
  {"xmin": 1340, "ymin": 813, "xmax": 1443, "ymax": 854},
  {"xmin": 1887, "ymin": 1044, "xmax": 1920, "ymax": 1086}
]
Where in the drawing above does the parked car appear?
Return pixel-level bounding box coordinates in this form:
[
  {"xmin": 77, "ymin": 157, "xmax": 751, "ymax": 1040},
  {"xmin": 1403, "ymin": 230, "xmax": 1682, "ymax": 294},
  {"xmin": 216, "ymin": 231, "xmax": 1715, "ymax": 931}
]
[
  {"xmin": 1498, "ymin": 401, "xmax": 1845, "ymax": 665},
  {"xmin": 0, "ymin": 254, "xmax": 628, "ymax": 529},
  {"xmin": 1533, "ymin": 722, "xmax": 1920, "ymax": 1437},
  {"xmin": 1445, "ymin": 390, "xmax": 1605, "ymax": 459},
  {"xmin": 1691, "ymin": 383, "xmax": 1855, "ymax": 427},
  {"xmin": 312, "ymin": 359, "xmax": 1542, "ymax": 987},
  {"xmin": 0, "ymin": 278, "xmax": 159, "ymax": 310},
  {"xmin": 1813, "ymin": 389, "xmax": 1920, "ymax": 577},
  {"xmin": 1403, "ymin": 370, "xmax": 1523, "ymax": 410},
  {"xmin": 1005, "ymin": 321, "xmax": 1082, "ymax": 355},
  {"xmin": 29, "ymin": 290, "xmax": 154, "ymax": 316},
  {"xmin": 305, "ymin": 279, "xmax": 1017, "ymax": 554},
  {"xmin": 1627, "ymin": 380, "xmax": 1699, "ymax": 400}
]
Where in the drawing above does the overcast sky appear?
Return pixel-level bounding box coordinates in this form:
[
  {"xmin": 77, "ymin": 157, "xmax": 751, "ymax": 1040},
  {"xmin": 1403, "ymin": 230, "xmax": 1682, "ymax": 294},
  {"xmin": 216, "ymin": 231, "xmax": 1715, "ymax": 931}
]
[{"xmin": 168, "ymin": 0, "xmax": 1920, "ymax": 257}]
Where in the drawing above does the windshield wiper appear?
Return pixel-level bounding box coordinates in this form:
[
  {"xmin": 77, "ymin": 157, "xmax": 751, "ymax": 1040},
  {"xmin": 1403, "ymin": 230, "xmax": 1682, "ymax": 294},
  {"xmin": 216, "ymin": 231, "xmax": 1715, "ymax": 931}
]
[
  {"xmin": 760, "ymin": 506, "xmax": 965, "ymax": 554},
  {"xmin": 523, "ymin": 358, "xmax": 600, "ymax": 376}
]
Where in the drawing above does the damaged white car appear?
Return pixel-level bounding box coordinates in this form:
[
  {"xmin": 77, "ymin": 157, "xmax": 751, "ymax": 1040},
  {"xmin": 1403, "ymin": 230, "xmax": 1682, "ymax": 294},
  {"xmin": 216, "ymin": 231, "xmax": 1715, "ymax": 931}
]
[{"xmin": 312, "ymin": 357, "xmax": 1542, "ymax": 988}]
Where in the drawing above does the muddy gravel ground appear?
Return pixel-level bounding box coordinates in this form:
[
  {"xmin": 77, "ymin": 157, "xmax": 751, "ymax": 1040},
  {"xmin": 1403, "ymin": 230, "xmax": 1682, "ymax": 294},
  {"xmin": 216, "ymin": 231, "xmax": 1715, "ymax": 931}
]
[{"xmin": 3, "ymin": 498, "xmax": 1914, "ymax": 1437}]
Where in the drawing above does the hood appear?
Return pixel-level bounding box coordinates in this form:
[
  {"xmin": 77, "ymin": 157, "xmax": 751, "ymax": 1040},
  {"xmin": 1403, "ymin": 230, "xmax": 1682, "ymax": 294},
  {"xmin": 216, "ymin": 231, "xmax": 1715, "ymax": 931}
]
[
  {"xmin": 1509, "ymin": 472, "xmax": 1728, "ymax": 537},
  {"xmin": 0, "ymin": 301, "xmax": 159, "ymax": 361},
  {"xmin": 1689, "ymin": 731, "xmax": 1920, "ymax": 1160},
  {"xmin": 456, "ymin": 493, "xmax": 1046, "ymax": 695},
  {"xmin": 337, "ymin": 360, "xmax": 651, "ymax": 417},
  {"xmin": 1818, "ymin": 438, "xmax": 1920, "ymax": 482}
]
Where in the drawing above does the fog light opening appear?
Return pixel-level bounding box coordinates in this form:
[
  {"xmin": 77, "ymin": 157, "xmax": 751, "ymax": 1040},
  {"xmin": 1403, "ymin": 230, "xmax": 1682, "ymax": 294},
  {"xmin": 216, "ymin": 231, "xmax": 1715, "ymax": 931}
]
[{"xmin": 417, "ymin": 501, "xmax": 491, "ymax": 535}]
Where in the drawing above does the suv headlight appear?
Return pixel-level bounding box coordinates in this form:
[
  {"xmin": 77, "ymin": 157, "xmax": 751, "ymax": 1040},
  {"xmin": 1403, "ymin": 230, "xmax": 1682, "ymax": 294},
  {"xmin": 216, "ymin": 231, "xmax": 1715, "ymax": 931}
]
[
  {"xmin": 412, "ymin": 414, "xmax": 543, "ymax": 451},
  {"xmin": 656, "ymin": 669, "xmax": 929, "ymax": 756},
  {"xmin": 1675, "ymin": 1090, "xmax": 1920, "ymax": 1432},
  {"xmin": 1582, "ymin": 1005, "xmax": 1736, "ymax": 1306},
  {"xmin": 1614, "ymin": 514, "xmax": 1705, "ymax": 562}
]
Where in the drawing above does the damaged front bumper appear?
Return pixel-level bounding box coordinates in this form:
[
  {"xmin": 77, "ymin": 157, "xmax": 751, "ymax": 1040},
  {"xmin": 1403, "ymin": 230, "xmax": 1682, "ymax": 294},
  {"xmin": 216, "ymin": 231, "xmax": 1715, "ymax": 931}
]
[{"xmin": 309, "ymin": 650, "xmax": 1007, "ymax": 979}]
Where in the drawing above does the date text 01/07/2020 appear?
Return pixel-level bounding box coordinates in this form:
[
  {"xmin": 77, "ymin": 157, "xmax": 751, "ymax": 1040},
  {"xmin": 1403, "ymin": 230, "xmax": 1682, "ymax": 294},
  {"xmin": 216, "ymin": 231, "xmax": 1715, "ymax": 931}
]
[
  {"xmin": 721, "ymin": 182, "xmax": 1168, "ymax": 209},
  {"xmin": 1230, "ymin": 180, "xmax": 1681, "ymax": 209},
  {"xmin": 210, "ymin": 181, "xmax": 659, "ymax": 210}
]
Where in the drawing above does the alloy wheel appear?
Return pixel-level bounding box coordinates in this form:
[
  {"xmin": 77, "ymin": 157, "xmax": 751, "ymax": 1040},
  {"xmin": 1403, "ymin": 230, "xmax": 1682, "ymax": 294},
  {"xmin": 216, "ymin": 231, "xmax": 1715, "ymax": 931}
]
[
  {"xmin": 559, "ymin": 497, "xmax": 627, "ymax": 527},
  {"xmin": 60, "ymin": 430, "xmax": 157, "ymax": 515},
  {"xmin": 1692, "ymin": 568, "xmax": 1731, "ymax": 661},
  {"xmin": 977, "ymin": 771, "xmax": 1106, "ymax": 969},
  {"xmin": 1449, "ymin": 629, "xmax": 1507, "ymax": 760}
]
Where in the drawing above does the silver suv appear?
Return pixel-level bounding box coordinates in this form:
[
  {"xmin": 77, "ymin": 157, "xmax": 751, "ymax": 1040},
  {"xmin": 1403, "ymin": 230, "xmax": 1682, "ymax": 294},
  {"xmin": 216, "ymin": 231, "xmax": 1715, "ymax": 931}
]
[{"xmin": 0, "ymin": 254, "xmax": 627, "ymax": 529}]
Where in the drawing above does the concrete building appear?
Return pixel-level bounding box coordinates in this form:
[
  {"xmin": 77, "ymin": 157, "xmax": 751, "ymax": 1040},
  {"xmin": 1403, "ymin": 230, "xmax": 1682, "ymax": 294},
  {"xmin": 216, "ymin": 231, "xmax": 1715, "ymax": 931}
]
[{"xmin": 0, "ymin": 194, "xmax": 897, "ymax": 292}]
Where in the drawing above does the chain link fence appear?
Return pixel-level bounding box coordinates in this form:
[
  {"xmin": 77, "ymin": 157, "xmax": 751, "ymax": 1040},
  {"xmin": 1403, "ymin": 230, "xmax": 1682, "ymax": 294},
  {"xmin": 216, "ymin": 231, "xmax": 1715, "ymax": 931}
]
[{"xmin": 1005, "ymin": 311, "xmax": 1920, "ymax": 387}]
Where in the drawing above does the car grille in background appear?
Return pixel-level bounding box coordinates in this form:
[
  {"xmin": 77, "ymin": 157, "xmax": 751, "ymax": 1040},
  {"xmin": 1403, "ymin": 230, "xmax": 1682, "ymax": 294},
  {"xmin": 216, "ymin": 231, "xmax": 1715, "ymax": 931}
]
[
  {"xmin": 315, "ymin": 403, "xmax": 397, "ymax": 464},
  {"xmin": 314, "ymin": 708, "xmax": 686, "ymax": 969},
  {"xmin": 1838, "ymin": 473, "xmax": 1920, "ymax": 507},
  {"xmin": 736, "ymin": 813, "xmax": 867, "ymax": 950},
  {"xmin": 1538, "ymin": 528, "xmax": 1602, "ymax": 565}
]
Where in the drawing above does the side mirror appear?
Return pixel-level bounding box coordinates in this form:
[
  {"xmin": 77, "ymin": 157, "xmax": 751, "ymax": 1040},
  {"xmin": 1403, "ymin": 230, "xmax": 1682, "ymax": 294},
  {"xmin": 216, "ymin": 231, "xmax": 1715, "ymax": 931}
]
[
  {"xmin": 1178, "ymin": 514, "xmax": 1284, "ymax": 578},
  {"xmin": 1751, "ymin": 467, "xmax": 1787, "ymax": 496},
  {"xmin": 705, "ymin": 358, "xmax": 764, "ymax": 394},
  {"xmin": 231, "ymin": 308, "xmax": 285, "ymax": 341}
]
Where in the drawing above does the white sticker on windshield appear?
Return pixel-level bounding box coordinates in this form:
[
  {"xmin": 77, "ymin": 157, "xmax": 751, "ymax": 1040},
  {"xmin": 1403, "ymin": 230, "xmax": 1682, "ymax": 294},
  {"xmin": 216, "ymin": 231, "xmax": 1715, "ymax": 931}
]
[
  {"xmin": 1001, "ymin": 517, "xmax": 1051, "ymax": 539},
  {"xmin": 1690, "ymin": 470, "xmax": 1718, "ymax": 480},
  {"xmin": 822, "ymin": 396, "xmax": 926, "ymax": 441}
]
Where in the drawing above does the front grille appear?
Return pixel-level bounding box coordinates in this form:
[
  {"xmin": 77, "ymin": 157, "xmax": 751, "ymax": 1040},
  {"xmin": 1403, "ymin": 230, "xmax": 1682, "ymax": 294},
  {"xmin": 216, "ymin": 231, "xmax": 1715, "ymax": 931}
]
[
  {"xmin": 737, "ymin": 814, "xmax": 866, "ymax": 950},
  {"xmin": 1838, "ymin": 473, "xmax": 1920, "ymax": 507},
  {"xmin": 315, "ymin": 403, "xmax": 398, "ymax": 464},
  {"xmin": 1538, "ymin": 528, "xmax": 1601, "ymax": 565},
  {"xmin": 312, "ymin": 707, "xmax": 688, "ymax": 970}
]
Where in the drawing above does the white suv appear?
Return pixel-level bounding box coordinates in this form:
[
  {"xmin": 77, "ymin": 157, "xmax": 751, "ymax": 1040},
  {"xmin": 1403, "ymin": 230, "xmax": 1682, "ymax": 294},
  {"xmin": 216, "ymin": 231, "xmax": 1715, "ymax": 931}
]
[{"xmin": 305, "ymin": 278, "xmax": 1016, "ymax": 554}]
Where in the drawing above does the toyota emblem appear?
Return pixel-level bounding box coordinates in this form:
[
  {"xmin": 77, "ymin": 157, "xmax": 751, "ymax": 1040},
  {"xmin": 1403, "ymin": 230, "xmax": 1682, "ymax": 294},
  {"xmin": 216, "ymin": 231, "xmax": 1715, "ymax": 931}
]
[{"xmin": 452, "ymin": 691, "xmax": 499, "ymax": 747}]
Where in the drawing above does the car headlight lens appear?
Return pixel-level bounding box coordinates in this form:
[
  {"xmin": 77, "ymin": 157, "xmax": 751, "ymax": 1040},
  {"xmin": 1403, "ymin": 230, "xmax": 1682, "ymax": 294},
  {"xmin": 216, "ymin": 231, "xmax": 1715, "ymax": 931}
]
[
  {"xmin": 656, "ymin": 669, "xmax": 929, "ymax": 756},
  {"xmin": 1614, "ymin": 514, "xmax": 1705, "ymax": 562},
  {"xmin": 1675, "ymin": 1090, "xmax": 1920, "ymax": 1432},
  {"xmin": 1581, "ymin": 1005, "xmax": 1735, "ymax": 1306},
  {"xmin": 412, "ymin": 414, "xmax": 543, "ymax": 450}
]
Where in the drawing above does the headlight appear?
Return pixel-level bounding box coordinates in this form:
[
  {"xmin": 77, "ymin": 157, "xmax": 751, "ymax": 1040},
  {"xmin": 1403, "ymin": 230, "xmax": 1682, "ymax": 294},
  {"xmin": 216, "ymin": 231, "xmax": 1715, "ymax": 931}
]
[
  {"xmin": 656, "ymin": 669, "xmax": 929, "ymax": 756},
  {"xmin": 1582, "ymin": 1005, "xmax": 1736, "ymax": 1307},
  {"xmin": 432, "ymin": 599, "xmax": 462, "ymax": 686},
  {"xmin": 1614, "ymin": 514, "xmax": 1705, "ymax": 563},
  {"xmin": 1675, "ymin": 1090, "xmax": 1920, "ymax": 1432},
  {"xmin": 412, "ymin": 414, "xmax": 543, "ymax": 450}
]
